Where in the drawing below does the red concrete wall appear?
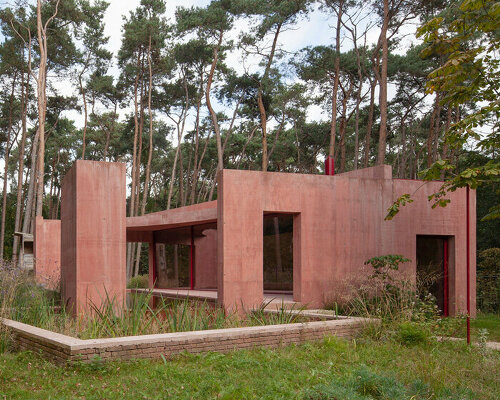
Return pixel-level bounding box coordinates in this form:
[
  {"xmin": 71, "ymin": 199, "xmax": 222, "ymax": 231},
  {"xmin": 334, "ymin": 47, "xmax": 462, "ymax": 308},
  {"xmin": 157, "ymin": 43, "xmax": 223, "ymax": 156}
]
[
  {"xmin": 61, "ymin": 160, "xmax": 126, "ymax": 314},
  {"xmin": 194, "ymin": 229, "xmax": 217, "ymax": 289},
  {"xmin": 217, "ymin": 166, "xmax": 475, "ymax": 315},
  {"xmin": 34, "ymin": 217, "xmax": 61, "ymax": 290}
]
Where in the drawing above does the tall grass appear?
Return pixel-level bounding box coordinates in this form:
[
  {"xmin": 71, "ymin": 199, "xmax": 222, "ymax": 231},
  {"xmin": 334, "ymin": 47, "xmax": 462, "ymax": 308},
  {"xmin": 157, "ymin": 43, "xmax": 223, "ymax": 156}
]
[
  {"xmin": 250, "ymin": 299, "xmax": 307, "ymax": 325},
  {"xmin": 1, "ymin": 262, "xmax": 305, "ymax": 345},
  {"xmin": 79, "ymin": 291, "xmax": 241, "ymax": 339},
  {"xmin": 326, "ymin": 256, "xmax": 441, "ymax": 323}
]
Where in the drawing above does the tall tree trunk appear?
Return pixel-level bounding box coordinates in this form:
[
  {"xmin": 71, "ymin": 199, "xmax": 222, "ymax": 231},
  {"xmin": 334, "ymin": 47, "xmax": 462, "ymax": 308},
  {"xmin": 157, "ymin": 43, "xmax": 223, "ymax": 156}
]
[
  {"xmin": 399, "ymin": 120, "xmax": 407, "ymax": 178},
  {"xmin": 13, "ymin": 66, "xmax": 29, "ymax": 265},
  {"xmin": 47, "ymin": 155, "xmax": 56, "ymax": 218},
  {"xmin": 134, "ymin": 36, "xmax": 156, "ymax": 278},
  {"xmin": 0, "ymin": 76, "xmax": 17, "ymax": 259},
  {"xmin": 190, "ymin": 84, "xmax": 203, "ymax": 205},
  {"xmin": 433, "ymin": 99, "xmax": 442, "ymax": 163},
  {"xmin": 364, "ymin": 77, "xmax": 377, "ymax": 168},
  {"xmin": 166, "ymin": 75, "xmax": 189, "ymax": 211},
  {"xmin": 442, "ymin": 106, "xmax": 452, "ymax": 161},
  {"xmin": 22, "ymin": 130, "xmax": 40, "ymax": 235},
  {"xmin": 427, "ymin": 93, "xmax": 440, "ymax": 167},
  {"xmin": 376, "ymin": 0, "xmax": 389, "ymax": 166},
  {"xmin": 127, "ymin": 50, "xmax": 143, "ymax": 277},
  {"xmin": 35, "ymin": 0, "xmax": 60, "ymax": 218},
  {"xmin": 206, "ymin": 30, "xmax": 224, "ymax": 172},
  {"xmin": 440, "ymin": 107, "xmax": 453, "ymax": 179},
  {"xmin": 134, "ymin": 66, "xmax": 145, "ymax": 218},
  {"xmin": 258, "ymin": 23, "xmax": 282, "ymax": 172},
  {"xmin": 353, "ymin": 43, "xmax": 363, "ymax": 170},
  {"xmin": 131, "ymin": 57, "xmax": 147, "ymax": 274},
  {"xmin": 178, "ymin": 136, "xmax": 184, "ymax": 207},
  {"xmin": 329, "ymin": 3, "xmax": 343, "ymax": 160},
  {"xmin": 78, "ymin": 65, "xmax": 89, "ymax": 159},
  {"xmin": 338, "ymin": 81, "xmax": 353, "ymax": 172}
]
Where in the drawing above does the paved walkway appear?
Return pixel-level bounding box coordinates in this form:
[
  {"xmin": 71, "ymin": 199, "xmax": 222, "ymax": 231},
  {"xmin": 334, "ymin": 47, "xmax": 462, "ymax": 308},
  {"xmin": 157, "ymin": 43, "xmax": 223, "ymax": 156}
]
[{"xmin": 437, "ymin": 336, "xmax": 500, "ymax": 350}]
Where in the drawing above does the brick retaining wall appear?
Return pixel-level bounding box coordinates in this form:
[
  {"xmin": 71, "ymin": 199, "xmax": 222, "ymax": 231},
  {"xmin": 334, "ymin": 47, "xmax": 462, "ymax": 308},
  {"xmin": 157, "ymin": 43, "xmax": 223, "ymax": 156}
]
[{"xmin": 2, "ymin": 317, "xmax": 374, "ymax": 364}]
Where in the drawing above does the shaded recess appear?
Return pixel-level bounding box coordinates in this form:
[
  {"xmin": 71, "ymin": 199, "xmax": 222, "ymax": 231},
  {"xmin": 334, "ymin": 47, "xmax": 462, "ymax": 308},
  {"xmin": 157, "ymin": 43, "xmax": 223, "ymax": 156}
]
[
  {"xmin": 263, "ymin": 214, "xmax": 293, "ymax": 292},
  {"xmin": 416, "ymin": 235, "xmax": 449, "ymax": 315}
]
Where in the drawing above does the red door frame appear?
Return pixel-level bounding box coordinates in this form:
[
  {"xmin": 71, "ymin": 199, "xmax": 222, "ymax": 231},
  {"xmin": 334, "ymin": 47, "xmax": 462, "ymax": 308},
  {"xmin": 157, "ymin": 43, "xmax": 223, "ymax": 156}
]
[{"xmin": 443, "ymin": 238, "xmax": 449, "ymax": 317}]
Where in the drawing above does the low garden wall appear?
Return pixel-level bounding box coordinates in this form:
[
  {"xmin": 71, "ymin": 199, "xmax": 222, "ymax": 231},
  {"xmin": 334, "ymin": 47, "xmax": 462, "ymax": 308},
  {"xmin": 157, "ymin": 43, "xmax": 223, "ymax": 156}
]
[{"xmin": 2, "ymin": 317, "xmax": 374, "ymax": 364}]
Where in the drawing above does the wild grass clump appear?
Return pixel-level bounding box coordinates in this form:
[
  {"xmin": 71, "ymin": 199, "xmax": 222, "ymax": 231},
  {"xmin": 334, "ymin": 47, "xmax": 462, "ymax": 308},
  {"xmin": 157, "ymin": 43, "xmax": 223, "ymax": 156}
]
[
  {"xmin": 303, "ymin": 365, "xmax": 443, "ymax": 400},
  {"xmin": 326, "ymin": 255, "xmax": 440, "ymax": 324},
  {"xmin": 324, "ymin": 255, "xmax": 452, "ymax": 343},
  {"xmin": 0, "ymin": 261, "xmax": 78, "ymax": 345},
  {"xmin": 250, "ymin": 299, "xmax": 307, "ymax": 325}
]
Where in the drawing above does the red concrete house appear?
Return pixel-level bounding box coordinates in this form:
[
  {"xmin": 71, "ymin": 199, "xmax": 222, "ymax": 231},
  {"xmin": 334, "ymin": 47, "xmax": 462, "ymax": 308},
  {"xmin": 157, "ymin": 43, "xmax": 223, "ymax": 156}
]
[{"xmin": 34, "ymin": 160, "xmax": 476, "ymax": 316}]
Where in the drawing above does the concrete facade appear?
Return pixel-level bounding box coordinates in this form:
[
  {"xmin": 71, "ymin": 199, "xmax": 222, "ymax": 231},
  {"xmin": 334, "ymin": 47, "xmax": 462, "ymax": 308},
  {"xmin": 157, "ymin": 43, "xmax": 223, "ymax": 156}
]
[
  {"xmin": 124, "ymin": 166, "xmax": 476, "ymax": 316},
  {"xmin": 34, "ymin": 162, "xmax": 475, "ymax": 317},
  {"xmin": 60, "ymin": 160, "xmax": 126, "ymax": 314},
  {"xmin": 215, "ymin": 166, "xmax": 475, "ymax": 315},
  {"xmin": 34, "ymin": 217, "xmax": 61, "ymax": 290}
]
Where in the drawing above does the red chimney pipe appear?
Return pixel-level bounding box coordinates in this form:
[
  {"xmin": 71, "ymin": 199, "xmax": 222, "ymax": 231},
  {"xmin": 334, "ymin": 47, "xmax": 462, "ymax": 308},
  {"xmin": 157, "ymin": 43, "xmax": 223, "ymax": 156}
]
[{"xmin": 325, "ymin": 156, "xmax": 335, "ymax": 176}]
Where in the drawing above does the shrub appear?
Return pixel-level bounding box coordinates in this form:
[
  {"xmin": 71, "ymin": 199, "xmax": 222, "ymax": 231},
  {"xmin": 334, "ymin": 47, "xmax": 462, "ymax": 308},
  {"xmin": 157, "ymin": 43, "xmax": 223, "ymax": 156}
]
[
  {"xmin": 127, "ymin": 274, "xmax": 149, "ymax": 289},
  {"xmin": 396, "ymin": 322, "xmax": 430, "ymax": 346},
  {"xmin": 337, "ymin": 255, "xmax": 440, "ymax": 323}
]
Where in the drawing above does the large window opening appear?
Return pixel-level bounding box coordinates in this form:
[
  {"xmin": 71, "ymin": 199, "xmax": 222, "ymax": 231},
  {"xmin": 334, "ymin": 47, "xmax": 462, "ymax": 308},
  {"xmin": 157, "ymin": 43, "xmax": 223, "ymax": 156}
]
[
  {"xmin": 263, "ymin": 214, "xmax": 294, "ymax": 293},
  {"xmin": 416, "ymin": 235, "xmax": 450, "ymax": 316},
  {"xmin": 155, "ymin": 243, "xmax": 191, "ymax": 289}
]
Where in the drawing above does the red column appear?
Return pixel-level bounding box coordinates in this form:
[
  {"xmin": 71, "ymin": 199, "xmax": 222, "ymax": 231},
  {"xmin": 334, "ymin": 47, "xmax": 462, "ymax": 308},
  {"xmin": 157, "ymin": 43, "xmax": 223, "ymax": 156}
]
[
  {"xmin": 466, "ymin": 185, "xmax": 471, "ymax": 344},
  {"xmin": 443, "ymin": 239, "xmax": 448, "ymax": 317},
  {"xmin": 190, "ymin": 226, "xmax": 194, "ymax": 290}
]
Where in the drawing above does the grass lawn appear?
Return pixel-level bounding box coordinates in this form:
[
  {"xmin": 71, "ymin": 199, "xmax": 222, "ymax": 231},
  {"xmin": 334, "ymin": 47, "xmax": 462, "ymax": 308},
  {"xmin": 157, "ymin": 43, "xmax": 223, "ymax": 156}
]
[
  {"xmin": 472, "ymin": 314, "xmax": 500, "ymax": 342},
  {"xmin": 437, "ymin": 313, "xmax": 500, "ymax": 342},
  {"xmin": 0, "ymin": 336, "xmax": 498, "ymax": 400}
]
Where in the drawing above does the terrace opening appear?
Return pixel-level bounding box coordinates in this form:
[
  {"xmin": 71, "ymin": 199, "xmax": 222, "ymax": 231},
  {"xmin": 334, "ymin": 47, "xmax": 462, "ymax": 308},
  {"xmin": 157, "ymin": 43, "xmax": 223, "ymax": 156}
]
[{"xmin": 155, "ymin": 243, "xmax": 191, "ymax": 289}]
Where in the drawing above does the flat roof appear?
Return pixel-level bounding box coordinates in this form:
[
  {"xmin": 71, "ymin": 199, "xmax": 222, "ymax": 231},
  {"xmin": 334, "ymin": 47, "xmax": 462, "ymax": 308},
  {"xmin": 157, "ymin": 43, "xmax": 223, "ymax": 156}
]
[{"xmin": 126, "ymin": 200, "xmax": 217, "ymax": 232}]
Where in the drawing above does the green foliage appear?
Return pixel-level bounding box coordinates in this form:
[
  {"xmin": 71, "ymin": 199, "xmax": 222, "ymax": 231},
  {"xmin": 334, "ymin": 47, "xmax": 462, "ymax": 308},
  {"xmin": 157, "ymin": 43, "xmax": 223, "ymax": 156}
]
[
  {"xmin": 364, "ymin": 255, "xmax": 411, "ymax": 281},
  {"xmin": 385, "ymin": 194, "xmax": 413, "ymax": 220},
  {"xmin": 416, "ymin": 0, "xmax": 500, "ymax": 209},
  {"xmin": 476, "ymin": 248, "xmax": 500, "ymax": 312},
  {"xmin": 127, "ymin": 274, "xmax": 149, "ymax": 289},
  {"xmin": 341, "ymin": 255, "xmax": 441, "ymax": 323},
  {"xmin": 396, "ymin": 322, "xmax": 430, "ymax": 346}
]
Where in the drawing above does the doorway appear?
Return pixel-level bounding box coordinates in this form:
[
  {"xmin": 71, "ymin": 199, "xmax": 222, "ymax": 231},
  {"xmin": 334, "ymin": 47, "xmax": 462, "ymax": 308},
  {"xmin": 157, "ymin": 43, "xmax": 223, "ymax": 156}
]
[
  {"xmin": 416, "ymin": 235, "xmax": 450, "ymax": 316},
  {"xmin": 263, "ymin": 214, "xmax": 293, "ymax": 293}
]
